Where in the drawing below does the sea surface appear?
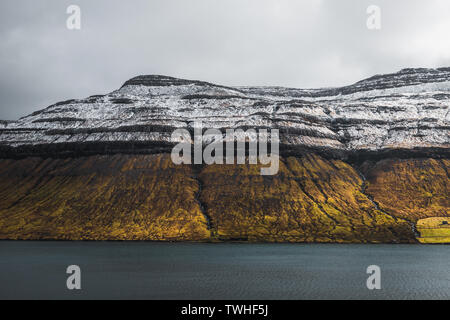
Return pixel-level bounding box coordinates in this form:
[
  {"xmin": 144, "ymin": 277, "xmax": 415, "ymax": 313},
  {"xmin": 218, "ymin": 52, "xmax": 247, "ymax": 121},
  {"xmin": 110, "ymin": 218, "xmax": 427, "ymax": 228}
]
[{"xmin": 1, "ymin": 242, "xmax": 450, "ymax": 300}]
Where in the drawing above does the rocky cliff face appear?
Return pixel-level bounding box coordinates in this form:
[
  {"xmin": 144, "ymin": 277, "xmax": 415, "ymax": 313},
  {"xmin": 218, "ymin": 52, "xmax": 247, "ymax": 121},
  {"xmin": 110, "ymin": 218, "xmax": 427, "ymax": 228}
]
[{"xmin": 0, "ymin": 68, "xmax": 448, "ymax": 159}]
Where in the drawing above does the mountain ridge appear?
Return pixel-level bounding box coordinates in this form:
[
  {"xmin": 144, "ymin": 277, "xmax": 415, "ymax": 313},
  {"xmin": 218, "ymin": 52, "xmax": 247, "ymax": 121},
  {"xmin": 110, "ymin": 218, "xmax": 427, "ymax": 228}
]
[{"xmin": 0, "ymin": 67, "xmax": 448, "ymax": 160}]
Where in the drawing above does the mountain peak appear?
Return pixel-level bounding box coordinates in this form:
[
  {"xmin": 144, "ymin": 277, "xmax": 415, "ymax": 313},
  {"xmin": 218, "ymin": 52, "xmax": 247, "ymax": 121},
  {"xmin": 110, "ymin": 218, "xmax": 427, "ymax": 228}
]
[{"xmin": 121, "ymin": 75, "xmax": 218, "ymax": 88}]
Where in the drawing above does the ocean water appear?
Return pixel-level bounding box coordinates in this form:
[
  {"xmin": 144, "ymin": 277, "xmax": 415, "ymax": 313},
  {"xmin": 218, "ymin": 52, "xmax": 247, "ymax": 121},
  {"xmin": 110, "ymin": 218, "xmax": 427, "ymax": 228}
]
[{"xmin": 1, "ymin": 241, "xmax": 449, "ymax": 300}]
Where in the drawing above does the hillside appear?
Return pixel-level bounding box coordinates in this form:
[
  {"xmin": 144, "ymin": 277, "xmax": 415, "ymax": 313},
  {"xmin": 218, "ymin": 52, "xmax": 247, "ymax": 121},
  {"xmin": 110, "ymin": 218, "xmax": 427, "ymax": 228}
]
[{"xmin": 0, "ymin": 68, "xmax": 448, "ymax": 242}]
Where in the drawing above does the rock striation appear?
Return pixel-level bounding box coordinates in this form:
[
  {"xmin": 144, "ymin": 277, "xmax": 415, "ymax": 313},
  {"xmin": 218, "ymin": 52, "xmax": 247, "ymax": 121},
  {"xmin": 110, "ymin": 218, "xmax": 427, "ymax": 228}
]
[{"xmin": 0, "ymin": 68, "xmax": 448, "ymax": 160}]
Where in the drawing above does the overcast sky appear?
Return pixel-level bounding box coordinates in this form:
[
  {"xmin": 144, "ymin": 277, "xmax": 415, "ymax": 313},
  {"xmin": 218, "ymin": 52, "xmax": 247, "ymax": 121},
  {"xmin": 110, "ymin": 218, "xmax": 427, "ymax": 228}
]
[{"xmin": 1, "ymin": 0, "xmax": 450, "ymax": 119}]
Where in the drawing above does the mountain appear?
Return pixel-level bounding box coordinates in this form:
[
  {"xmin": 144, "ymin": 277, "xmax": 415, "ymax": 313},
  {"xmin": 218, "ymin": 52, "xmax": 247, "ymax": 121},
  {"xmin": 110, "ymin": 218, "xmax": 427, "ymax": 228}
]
[
  {"xmin": 0, "ymin": 68, "xmax": 448, "ymax": 243},
  {"xmin": 0, "ymin": 67, "xmax": 448, "ymax": 159}
]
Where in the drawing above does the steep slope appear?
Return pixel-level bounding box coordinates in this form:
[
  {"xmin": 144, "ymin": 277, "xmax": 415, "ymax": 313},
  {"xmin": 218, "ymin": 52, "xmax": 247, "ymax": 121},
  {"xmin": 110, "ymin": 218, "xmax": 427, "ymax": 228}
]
[
  {"xmin": 0, "ymin": 154, "xmax": 418, "ymax": 243},
  {"xmin": 0, "ymin": 155, "xmax": 210, "ymax": 240},
  {"xmin": 363, "ymin": 158, "xmax": 449, "ymax": 222},
  {"xmin": 0, "ymin": 68, "xmax": 448, "ymax": 242},
  {"xmin": 197, "ymin": 154, "xmax": 414, "ymax": 243},
  {"xmin": 0, "ymin": 68, "xmax": 448, "ymax": 159}
]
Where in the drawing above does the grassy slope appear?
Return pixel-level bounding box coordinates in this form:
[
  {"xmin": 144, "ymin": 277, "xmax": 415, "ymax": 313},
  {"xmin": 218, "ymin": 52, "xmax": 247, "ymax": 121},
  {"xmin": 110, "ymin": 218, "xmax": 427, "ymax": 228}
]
[
  {"xmin": 364, "ymin": 158, "xmax": 449, "ymax": 221},
  {"xmin": 364, "ymin": 158, "xmax": 449, "ymax": 243},
  {"xmin": 0, "ymin": 155, "xmax": 210, "ymax": 240},
  {"xmin": 416, "ymin": 217, "xmax": 450, "ymax": 243},
  {"xmin": 199, "ymin": 154, "xmax": 413, "ymax": 243},
  {"xmin": 0, "ymin": 154, "xmax": 447, "ymax": 243}
]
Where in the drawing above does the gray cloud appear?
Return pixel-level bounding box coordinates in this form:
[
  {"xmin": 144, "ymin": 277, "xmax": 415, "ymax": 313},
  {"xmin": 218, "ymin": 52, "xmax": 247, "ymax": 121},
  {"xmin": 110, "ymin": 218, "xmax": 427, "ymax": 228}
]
[{"xmin": 1, "ymin": 0, "xmax": 450, "ymax": 119}]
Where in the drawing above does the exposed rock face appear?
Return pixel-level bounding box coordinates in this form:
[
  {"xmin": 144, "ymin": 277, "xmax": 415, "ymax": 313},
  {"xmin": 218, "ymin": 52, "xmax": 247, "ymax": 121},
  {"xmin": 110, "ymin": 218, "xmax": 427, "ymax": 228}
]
[{"xmin": 0, "ymin": 68, "xmax": 448, "ymax": 159}]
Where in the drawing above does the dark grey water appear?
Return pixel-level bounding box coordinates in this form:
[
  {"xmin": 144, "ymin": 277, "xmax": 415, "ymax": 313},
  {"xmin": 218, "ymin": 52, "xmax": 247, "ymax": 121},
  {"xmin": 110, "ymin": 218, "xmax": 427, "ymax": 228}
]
[{"xmin": 1, "ymin": 242, "xmax": 450, "ymax": 300}]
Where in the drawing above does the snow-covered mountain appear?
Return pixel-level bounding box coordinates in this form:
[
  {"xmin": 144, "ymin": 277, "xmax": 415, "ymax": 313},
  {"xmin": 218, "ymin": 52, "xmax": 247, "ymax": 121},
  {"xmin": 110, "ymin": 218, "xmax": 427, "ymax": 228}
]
[{"xmin": 0, "ymin": 68, "xmax": 449, "ymax": 159}]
